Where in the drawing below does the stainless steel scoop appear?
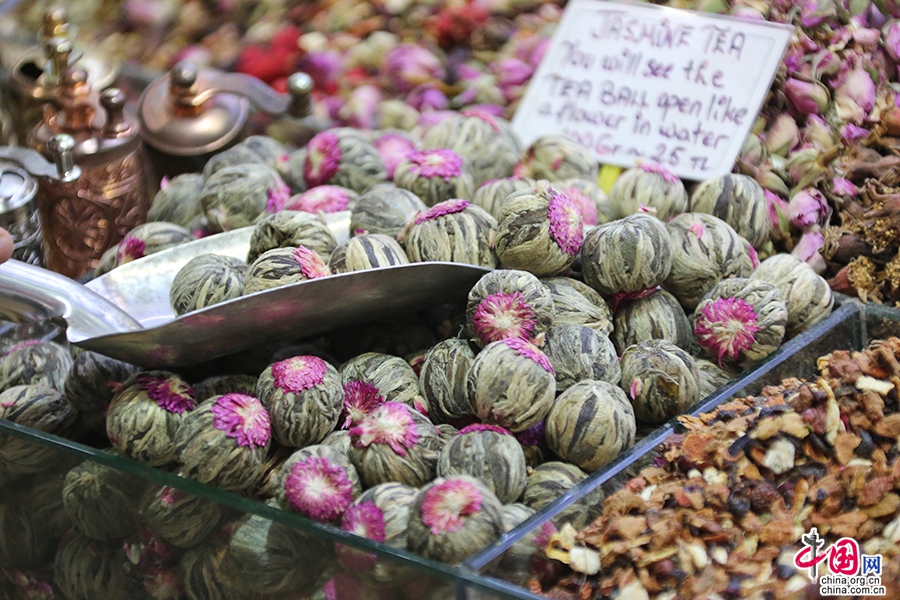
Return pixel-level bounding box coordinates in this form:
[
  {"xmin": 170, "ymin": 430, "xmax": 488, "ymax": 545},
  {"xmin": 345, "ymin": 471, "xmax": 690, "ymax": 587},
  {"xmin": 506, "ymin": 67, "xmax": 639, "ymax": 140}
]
[{"xmin": 0, "ymin": 212, "xmax": 490, "ymax": 367}]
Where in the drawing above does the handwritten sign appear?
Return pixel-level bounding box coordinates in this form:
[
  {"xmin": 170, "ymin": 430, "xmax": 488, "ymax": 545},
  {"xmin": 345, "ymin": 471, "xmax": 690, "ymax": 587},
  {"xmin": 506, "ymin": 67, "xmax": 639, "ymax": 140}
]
[{"xmin": 512, "ymin": 0, "xmax": 792, "ymax": 180}]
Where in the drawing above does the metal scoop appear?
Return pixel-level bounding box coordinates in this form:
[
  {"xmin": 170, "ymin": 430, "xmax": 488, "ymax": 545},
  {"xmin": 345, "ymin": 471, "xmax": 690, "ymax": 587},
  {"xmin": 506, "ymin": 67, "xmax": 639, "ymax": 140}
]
[{"xmin": 0, "ymin": 212, "xmax": 490, "ymax": 367}]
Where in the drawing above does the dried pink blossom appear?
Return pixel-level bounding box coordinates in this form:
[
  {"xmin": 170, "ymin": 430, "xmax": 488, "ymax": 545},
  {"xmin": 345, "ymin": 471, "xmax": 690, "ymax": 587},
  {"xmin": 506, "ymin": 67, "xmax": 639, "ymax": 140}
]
[
  {"xmin": 337, "ymin": 501, "xmax": 386, "ymax": 571},
  {"xmin": 501, "ymin": 337, "xmax": 555, "ymax": 374},
  {"xmin": 559, "ymin": 185, "xmax": 597, "ymax": 226},
  {"xmin": 783, "ymin": 78, "xmax": 830, "ymax": 115},
  {"xmin": 266, "ymin": 179, "xmax": 291, "ymax": 213},
  {"xmin": 350, "ymin": 402, "xmax": 420, "ymax": 456},
  {"xmin": 210, "ymin": 393, "xmax": 270, "ymax": 448},
  {"xmin": 287, "ymin": 186, "xmax": 353, "ymax": 213},
  {"xmin": 471, "ymin": 291, "xmax": 538, "ymax": 344},
  {"xmin": 694, "ymin": 297, "xmax": 761, "ymax": 365},
  {"xmin": 414, "ymin": 198, "xmax": 470, "ymax": 224},
  {"xmin": 117, "ymin": 236, "xmax": 147, "ymax": 264},
  {"xmin": 340, "ymin": 85, "xmax": 383, "ymax": 130},
  {"xmin": 547, "ymin": 191, "xmax": 584, "ymax": 255},
  {"xmin": 384, "ymin": 44, "xmax": 446, "ymax": 94},
  {"xmin": 788, "ymin": 189, "xmax": 829, "ymax": 229},
  {"xmin": 304, "ymin": 132, "xmax": 342, "ymax": 187},
  {"xmin": 459, "ymin": 423, "xmax": 511, "ymax": 435},
  {"xmin": 136, "ymin": 375, "xmax": 197, "ymax": 414},
  {"xmin": 284, "ymin": 456, "xmax": 354, "ymax": 522},
  {"xmin": 292, "ymin": 245, "xmax": 331, "ymax": 279},
  {"xmin": 407, "ymin": 85, "xmax": 449, "ymax": 112},
  {"xmin": 341, "ymin": 380, "xmax": 385, "ymax": 429},
  {"xmin": 374, "ymin": 133, "xmax": 417, "ymax": 179},
  {"xmin": 833, "ymin": 177, "xmax": 858, "ymax": 196},
  {"xmin": 841, "ymin": 123, "xmax": 870, "ymax": 142},
  {"xmin": 421, "ymin": 478, "xmax": 483, "ymax": 535},
  {"xmin": 406, "ymin": 149, "xmax": 464, "ymax": 180},
  {"xmin": 271, "ymin": 355, "xmax": 328, "ymax": 393}
]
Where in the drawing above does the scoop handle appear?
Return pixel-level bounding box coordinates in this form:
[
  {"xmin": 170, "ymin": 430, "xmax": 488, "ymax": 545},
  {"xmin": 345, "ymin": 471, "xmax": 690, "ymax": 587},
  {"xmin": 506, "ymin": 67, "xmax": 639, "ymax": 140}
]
[{"xmin": 0, "ymin": 260, "xmax": 143, "ymax": 343}]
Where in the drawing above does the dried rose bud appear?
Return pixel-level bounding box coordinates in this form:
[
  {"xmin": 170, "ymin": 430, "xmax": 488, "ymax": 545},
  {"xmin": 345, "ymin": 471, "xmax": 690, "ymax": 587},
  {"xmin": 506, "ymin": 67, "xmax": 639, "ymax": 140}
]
[
  {"xmin": 472, "ymin": 177, "xmax": 536, "ymax": 220},
  {"xmin": 543, "ymin": 324, "xmax": 621, "ymax": 392},
  {"xmin": 750, "ymin": 254, "xmax": 833, "ymax": 337},
  {"xmin": 247, "ymin": 210, "xmax": 337, "ymax": 264},
  {"xmin": 174, "ymin": 393, "xmax": 271, "ymax": 492},
  {"xmin": 542, "ymin": 276, "xmax": 613, "ymax": 336},
  {"xmin": 201, "ymin": 164, "xmax": 289, "ymax": 233},
  {"xmin": 620, "ymin": 339, "xmax": 701, "ymax": 424},
  {"xmin": 663, "ymin": 213, "xmax": 756, "ymax": 311},
  {"xmin": 340, "ymin": 84, "xmax": 383, "ymax": 130},
  {"xmin": 400, "ymin": 199, "xmax": 499, "ymax": 268},
  {"xmin": 304, "ymin": 129, "xmax": 387, "ymax": 193},
  {"xmin": 514, "ymin": 134, "xmax": 598, "ymax": 182},
  {"xmin": 243, "ymin": 245, "xmax": 332, "ymax": 295},
  {"xmin": 406, "ymin": 476, "xmax": 505, "ymax": 564},
  {"xmin": 763, "ymin": 113, "xmax": 800, "ymax": 157},
  {"xmin": 383, "ymin": 44, "xmax": 446, "ymax": 94},
  {"xmin": 582, "ymin": 213, "xmax": 673, "ymax": 296},
  {"xmin": 422, "ymin": 111, "xmax": 522, "ymax": 185},
  {"xmin": 147, "ymin": 173, "xmax": 205, "ymax": 229},
  {"xmin": 803, "ymin": 114, "xmax": 837, "ymax": 149},
  {"xmin": 466, "ymin": 269, "xmax": 556, "ymax": 346},
  {"xmin": 495, "ymin": 181, "xmax": 584, "ymax": 277},
  {"xmin": 329, "ymin": 234, "xmax": 409, "ymax": 273},
  {"xmin": 467, "ymin": 337, "xmax": 556, "ymax": 432},
  {"xmin": 275, "ymin": 445, "xmax": 361, "ymax": 523},
  {"xmin": 783, "ymin": 78, "xmax": 830, "ymax": 115},
  {"xmin": 169, "ymin": 254, "xmax": 247, "ymax": 316},
  {"xmin": 608, "ymin": 164, "xmax": 688, "ymax": 221},
  {"xmin": 54, "ymin": 532, "xmax": 134, "ymax": 600},
  {"xmin": 63, "ymin": 458, "xmax": 142, "ymax": 541},
  {"xmin": 437, "ymin": 424, "xmax": 527, "ymax": 503},
  {"xmin": 374, "ymin": 132, "xmax": 418, "ymax": 179},
  {"xmin": 348, "ymin": 402, "xmax": 441, "ymax": 487},
  {"xmin": 546, "ymin": 380, "xmax": 636, "ymax": 472},
  {"xmin": 106, "ymin": 371, "xmax": 197, "ymax": 466},
  {"xmin": 286, "ymin": 185, "xmax": 360, "ymax": 214},
  {"xmin": 257, "ymin": 355, "xmax": 343, "ymax": 448},
  {"xmin": 0, "ymin": 340, "xmax": 72, "ymax": 392},
  {"xmin": 393, "ymin": 149, "xmax": 476, "ymax": 207},
  {"xmin": 689, "ymin": 174, "xmax": 769, "ymax": 249},
  {"xmin": 419, "ymin": 338, "xmax": 476, "ymax": 425},
  {"xmin": 350, "ymin": 183, "xmax": 427, "ymax": 238},
  {"xmin": 788, "ymin": 188, "xmax": 830, "ymax": 230},
  {"xmin": 693, "ymin": 278, "xmax": 787, "ymax": 366}
]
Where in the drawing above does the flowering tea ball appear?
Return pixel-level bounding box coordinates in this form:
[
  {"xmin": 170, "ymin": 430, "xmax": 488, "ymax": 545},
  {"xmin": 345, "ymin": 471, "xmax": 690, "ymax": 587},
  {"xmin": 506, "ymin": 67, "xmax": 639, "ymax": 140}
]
[
  {"xmin": 620, "ymin": 339, "xmax": 701, "ymax": 424},
  {"xmin": 374, "ymin": 131, "xmax": 418, "ymax": 179},
  {"xmin": 608, "ymin": 164, "xmax": 689, "ymax": 221},
  {"xmin": 348, "ymin": 402, "xmax": 441, "ymax": 487},
  {"xmin": 147, "ymin": 173, "xmax": 205, "ymax": 229},
  {"xmin": 201, "ymin": 164, "xmax": 290, "ymax": 232},
  {"xmin": 514, "ymin": 422, "xmax": 547, "ymax": 468},
  {"xmin": 394, "ymin": 149, "xmax": 476, "ymax": 207},
  {"xmin": 246, "ymin": 210, "xmax": 338, "ymax": 264},
  {"xmin": 437, "ymin": 424, "xmax": 527, "ymax": 503},
  {"xmin": 406, "ymin": 475, "xmax": 505, "ymax": 564},
  {"xmin": 322, "ymin": 429, "xmax": 352, "ymax": 455},
  {"xmin": 495, "ymin": 181, "xmax": 584, "ymax": 277},
  {"xmin": 466, "ymin": 269, "xmax": 555, "ymax": 346},
  {"xmin": 542, "ymin": 324, "xmax": 621, "ymax": 391},
  {"xmin": 329, "ymin": 233, "xmax": 409, "ymax": 273},
  {"xmin": 174, "ymin": 393, "xmax": 271, "ymax": 492},
  {"xmin": 64, "ymin": 351, "xmax": 137, "ymax": 412},
  {"xmin": 283, "ymin": 148, "xmax": 308, "ymax": 194},
  {"xmin": 0, "ymin": 385, "xmax": 77, "ymax": 473},
  {"xmin": 243, "ymin": 246, "xmax": 331, "ymax": 295},
  {"xmin": 240, "ymin": 135, "xmax": 290, "ymax": 171},
  {"xmin": 582, "ymin": 213, "xmax": 673, "ymax": 296},
  {"xmin": 514, "ymin": 134, "xmax": 598, "ymax": 182},
  {"xmin": 350, "ymin": 183, "xmax": 427, "ymax": 237},
  {"xmin": 0, "ymin": 340, "xmax": 72, "ymax": 392},
  {"xmin": 400, "ymin": 199, "xmax": 498, "ymax": 268},
  {"xmin": 693, "ymin": 278, "xmax": 787, "ymax": 365},
  {"xmin": 141, "ymin": 484, "xmax": 223, "ymax": 548},
  {"xmin": 472, "ymin": 177, "xmax": 536, "ymax": 220},
  {"xmin": 690, "ymin": 173, "xmax": 769, "ymax": 249},
  {"xmin": 522, "ymin": 461, "xmax": 587, "ymax": 511},
  {"xmin": 542, "ymin": 276, "xmax": 613, "ymax": 335},
  {"xmin": 695, "ymin": 358, "xmax": 738, "ymax": 399},
  {"xmin": 0, "ymin": 498, "xmax": 54, "ymax": 568},
  {"xmin": 63, "ymin": 458, "xmax": 142, "ymax": 540},
  {"xmin": 341, "ymin": 352, "xmax": 425, "ymax": 413},
  {"xmin": 663, "ymin": 213, "xmax": 756, "ymax": 311},
  {"xmin": 257, "ymin": 355, "xmax": 343, "ymax": 448},
  {"xmin": 286, "ymin": 184, "xmax": 359, "ymax": 214},
  {"xmin": 419, "ymin": 338, "xmax": 476, "ymax": 425},
  {"xmin": 467, "ymin": 338, "xmax": 556, "ymax": 432},
  {"xmin": 547, "ymin": 380, "xmax": 636, "ymax": 472},
  {"xmin": 750, "ymin": 254, "xmax": 833, "ymax": 337},
  {"xmin": 194, "ymin": 374, "xmax": 258, "ymax": 401},
  {"xmin": 202, "ymin": 144, "xmax": 268, "ymax": 181},
  {"xmin": 557, "ymin": 178, "xmax": 612, "ymax": 225},
  {"xmin": 170, "ymin": 254, "xmax": 248, "ymax": 316},
  {"xmin": 336, "ymin": 482, "xmax": 418, "ymax": 585},
  {"xmin": 53, "ymin": 532, "xmax": 134, "ymax": 600},
  {"xmin": 107, "ymin": 371, "xmax": 198, "ymax": 466},
  {"xmin": 422, "ymin": 111, "xmax": 521, "ymax": 184},
  {"xmin": 304, "ymin": 128, "xmax": 388, "ymax": 192},
  {"xmin": 612, "ymin": 289, "xmax": 692, "ymax": 353},
  {"xmin": 181, "ymin": 539, "xmax": 252, "ymax": 600}
]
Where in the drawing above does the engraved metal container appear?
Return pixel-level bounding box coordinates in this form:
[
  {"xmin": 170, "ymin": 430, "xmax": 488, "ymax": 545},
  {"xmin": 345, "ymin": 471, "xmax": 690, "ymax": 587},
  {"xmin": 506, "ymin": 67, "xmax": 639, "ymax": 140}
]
[
  {"xmin": 137, "ymin": 62, "xmax": 314, "ymax": 183},
  {"xmin": 27, "ymin": 65, "xmax": 150, "ymax": 279}
]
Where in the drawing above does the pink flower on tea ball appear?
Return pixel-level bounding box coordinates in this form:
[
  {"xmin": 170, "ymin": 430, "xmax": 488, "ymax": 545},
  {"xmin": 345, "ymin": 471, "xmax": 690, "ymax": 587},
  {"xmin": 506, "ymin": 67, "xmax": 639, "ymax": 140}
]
[
  {"xmin": 547, "ymin": 191, "xmax": 584, "ymax": 255},
  {"xmin": 287, "ymin": 186, "xmax": 353, "ymax": 213},
  {"xmin": 341, "ymin": 380, "xmax": 385, "ymax": 429},
  {"xmin": 694, "ymin": 298, "xmax": 761, "ymax": 365},
  {"xmin": 210, "ymin": 393, "xmax": 270, "ymax": 448},
  {"xmin": 292, "ymin": 246, "xmax": 331, "ymax": 279},
  {"xmin": 472, "ymin": 291, "xmax": 538, "ymax": 345},
  {"xmin": 350, "ymin": 402, "xmax": 420, "ymax": 457},
  {"xmin": 136, "ymin": 375, "xmax": 196, "ymax": 414},
  {"xmin": 117, "ymin": 236, "xmax": 147, "ymax": 265},
  {"xmin": 406, "ymin": 149, "xmax": 464, "ymax": 181},
  {"xmin": 271, "ymin": 355, "xmax": 329, "ymax": 394},
  {"xmin": 421, "ymin": 478, "xmax": 483, "ymax": 535},
  {"xmin": 284, "ymin": 456, "xmax": 355, "ymax": 522},
  {"xmin": 337, "ymin": 501, "xmax": 387, "ymax": 571},
  {"xmin": 374, "ymin": 134, "xmax": 417, "ymax": 179},
  {"xmin": 414, "ymin": 199, "xmax": 470, "ymax": 224},
  {"xmin": 502, "ymin": 338, "xmax": 555, "ymax": 374},
  {"xmin": 304, "ymin": 131, "xmax": 342, "ymax": 187}
]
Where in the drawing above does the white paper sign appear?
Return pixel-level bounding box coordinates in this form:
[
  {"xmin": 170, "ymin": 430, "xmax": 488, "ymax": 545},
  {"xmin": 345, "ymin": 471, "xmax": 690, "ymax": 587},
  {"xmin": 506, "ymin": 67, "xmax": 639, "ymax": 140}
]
[{"xmin": 512, "ymin": 0, "xmax": 793, "ymax": 180}]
